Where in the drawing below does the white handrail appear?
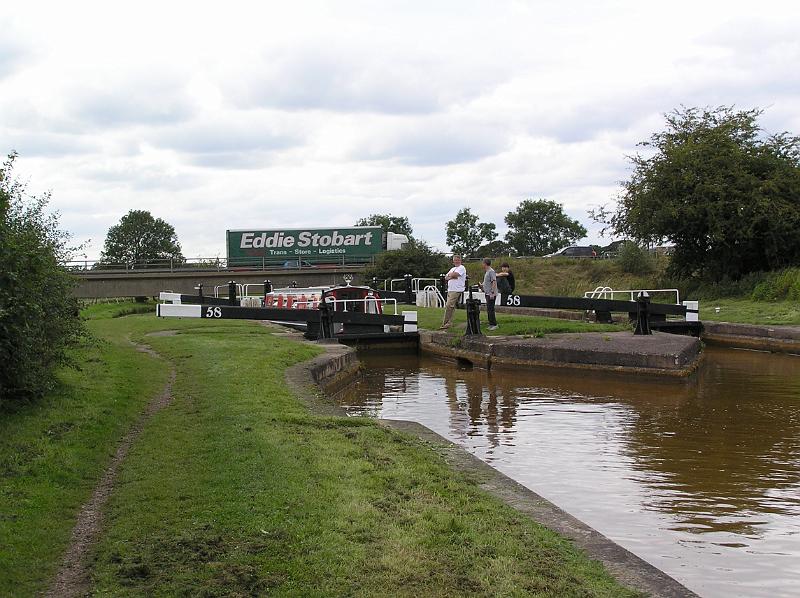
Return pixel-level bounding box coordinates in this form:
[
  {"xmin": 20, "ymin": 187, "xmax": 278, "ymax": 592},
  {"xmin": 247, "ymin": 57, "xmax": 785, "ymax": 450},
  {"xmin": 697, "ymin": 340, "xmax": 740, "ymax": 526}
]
[
  {"xmin": 214, "ymin": 283, "xmax": 245, "ymax": 298},
  {"xmin": 389, "ymin": 278, "xmax": 406, "ymax": 291},
  {"xmin": 324, "ymin": 297, "xmax": 398, "ymax": 315},
  {"xmin": 421, "ymin": 285, "xmax": 445, "ymax": 308},
  {"xmin": 413, "ymin": 278, "xmax": 439, "ymax": 293},
  {"xmin": 583, "ymin": 287, "xmax": 681, "ymax": 304}
]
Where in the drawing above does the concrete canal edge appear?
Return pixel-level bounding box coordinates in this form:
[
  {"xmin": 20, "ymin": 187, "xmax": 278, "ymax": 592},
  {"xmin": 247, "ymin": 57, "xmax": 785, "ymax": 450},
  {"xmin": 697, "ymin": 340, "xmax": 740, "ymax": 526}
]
[
  {"xmin": 702, "ymin": 321, "xmax": 800, "ymax": 353},
  {"xmin": 284, "ymin": 337, "xmax": 697, "ymax": 597},
  {"xmin": 420, "ymin": 330, "xmax": 704, "ymax": 378}
]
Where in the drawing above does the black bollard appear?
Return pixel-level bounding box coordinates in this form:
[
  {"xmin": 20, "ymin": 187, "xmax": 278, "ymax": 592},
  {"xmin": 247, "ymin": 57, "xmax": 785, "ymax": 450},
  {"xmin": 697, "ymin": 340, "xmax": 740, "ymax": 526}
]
[
  {"xmin": 196, "ymin": 283, "xmax": 204, "ymax": 305},
  {"xmin": 228, "ymin": 281, "xmax": 237, "ymax": 306},
  {"xmin": 439, "ymin": 273, "xmax": 447, "ymax": 298},
  {"xmin": 634, "ymin": 291, "xmax": 652, "ymax": 335},
  {"xmin": 371, "ymin": 276, "xmax": 378, "ymax": 290},
  {"xmin": 318, "ymin": 295, "xmax": 334, "ymax": 339},
  {"xmin": 404, "ymin": 273, "xmax": 413, "ymax": 305},
  {"xmin": 264, "ymin": 279, "xmax": 272, "ymax": 294},
  {"xmin": 465, "ymin": 297, "xmax": 482, "ymax": 335}
]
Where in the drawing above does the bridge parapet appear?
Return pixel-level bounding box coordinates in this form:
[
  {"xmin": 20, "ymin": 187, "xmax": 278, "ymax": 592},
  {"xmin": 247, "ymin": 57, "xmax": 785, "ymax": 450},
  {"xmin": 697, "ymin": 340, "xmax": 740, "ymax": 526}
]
[{"xmin": 72, "ymin": 268, "xmax": 366, "ymax": 299}]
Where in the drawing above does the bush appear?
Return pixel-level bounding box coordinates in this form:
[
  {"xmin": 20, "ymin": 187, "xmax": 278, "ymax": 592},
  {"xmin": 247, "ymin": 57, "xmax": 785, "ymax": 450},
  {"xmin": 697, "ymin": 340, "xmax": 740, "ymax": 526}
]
[
  {"xmin": 0, "ymin": 153, "xmax": 84, "ymax": 405},
  {"xmin": 751, "ymin": 268, "xmax": 800, "ymax": 301},
  {"xmin": 362, "ymin": 239, "xmax": 450, "ymax": 283},
  {"xmin": 616, "ymin": 243, "xmax": 655, "ymax": 275}
]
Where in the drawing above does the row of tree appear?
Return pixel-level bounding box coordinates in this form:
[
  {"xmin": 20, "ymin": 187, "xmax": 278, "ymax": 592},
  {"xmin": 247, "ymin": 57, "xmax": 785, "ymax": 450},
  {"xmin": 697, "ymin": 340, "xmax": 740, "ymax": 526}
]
[
  {"xmin": 98, "ymin": 197, "xmax": 586, "ymax": 268},
  {"xmin": 356, "ymin": 199, "xmax": 588, "ymax": 258},
  {"xmin": 444, "ymin": 200, "xmax": 587, "ymax": 257}
]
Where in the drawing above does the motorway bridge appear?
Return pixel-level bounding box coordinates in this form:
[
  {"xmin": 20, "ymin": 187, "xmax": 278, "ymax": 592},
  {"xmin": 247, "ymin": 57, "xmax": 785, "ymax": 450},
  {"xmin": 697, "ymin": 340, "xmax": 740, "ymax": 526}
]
[{"xmin": 72, "ymin": 267, "xmax": 367, "ymax": 299}]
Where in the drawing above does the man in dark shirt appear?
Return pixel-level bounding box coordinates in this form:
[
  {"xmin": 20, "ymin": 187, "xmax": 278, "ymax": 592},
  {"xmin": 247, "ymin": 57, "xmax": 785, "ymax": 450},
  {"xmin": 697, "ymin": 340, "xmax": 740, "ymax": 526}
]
[{"xmin": 497, "ymin": 262, "xmax": 515, "ymax": 295}]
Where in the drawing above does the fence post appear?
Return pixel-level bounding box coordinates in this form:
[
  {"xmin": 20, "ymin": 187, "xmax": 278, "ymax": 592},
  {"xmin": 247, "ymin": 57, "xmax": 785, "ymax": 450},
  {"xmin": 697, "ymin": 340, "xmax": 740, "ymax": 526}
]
[
  {"xmin": 228, "ymin": 281, "xmax": 237, "ymax": 306},
  {"xmin": 404, "ymin": 273, "xmax": 413, "ymax": 305},
  {"xmin": 634, "ymin": 291, "xmax": 652, "ymax": 335},
  {"xmin": 197, "ymin": 283, "xmax": 204, "ymax": 305},
  {"xmin": 318, "ymin": 297, "xmax": 334, "ymax": 339}
]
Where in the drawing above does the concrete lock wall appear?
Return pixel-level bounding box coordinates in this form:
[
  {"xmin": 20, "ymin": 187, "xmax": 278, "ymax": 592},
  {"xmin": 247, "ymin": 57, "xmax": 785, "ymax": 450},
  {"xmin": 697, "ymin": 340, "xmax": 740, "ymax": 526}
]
[{"xmin": 72, "ymin": 269, "xmax": 366, "ymax": 299}]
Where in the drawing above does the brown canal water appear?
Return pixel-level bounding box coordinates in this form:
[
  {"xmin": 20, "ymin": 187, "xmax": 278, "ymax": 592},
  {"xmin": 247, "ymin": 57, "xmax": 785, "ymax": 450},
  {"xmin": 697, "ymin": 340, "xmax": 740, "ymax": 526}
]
[{"xmin": 336, "ymin": 346, "xmax": 800, "ymax": 598}]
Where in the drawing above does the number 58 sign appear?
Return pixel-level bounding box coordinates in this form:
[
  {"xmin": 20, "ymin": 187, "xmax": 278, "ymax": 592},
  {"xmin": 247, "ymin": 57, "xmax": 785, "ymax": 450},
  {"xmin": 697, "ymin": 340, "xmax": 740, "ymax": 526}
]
[{"xmin": 504, "ymin": 295, "xmax": 521, "ymax": 306}]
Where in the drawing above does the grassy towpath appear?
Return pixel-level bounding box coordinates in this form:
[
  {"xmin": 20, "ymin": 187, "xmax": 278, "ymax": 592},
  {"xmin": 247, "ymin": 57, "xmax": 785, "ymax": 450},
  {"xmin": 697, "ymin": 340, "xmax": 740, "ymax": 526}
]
[
  {"xmin": 0, "ymin": 303, "xmax": 220, "ymax": 595},
  {"xmin": 2, "ymin": 304, "xmax": 639, "ymax": 596}
]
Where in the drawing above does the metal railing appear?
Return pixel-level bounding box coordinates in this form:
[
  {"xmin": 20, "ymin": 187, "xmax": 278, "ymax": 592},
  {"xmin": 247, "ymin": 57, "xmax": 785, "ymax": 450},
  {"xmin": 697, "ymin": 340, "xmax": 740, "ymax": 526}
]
[
  {"xmin": 324, "ymin": 297, "xmax": 398, "ymax": 315},
  {"xmin": 65, "ymin": 254, "xmax": 378, "ymax": 273},
  {"xmin": 584, "ymin": 287, "xmax": 681, "ymax": 305}
]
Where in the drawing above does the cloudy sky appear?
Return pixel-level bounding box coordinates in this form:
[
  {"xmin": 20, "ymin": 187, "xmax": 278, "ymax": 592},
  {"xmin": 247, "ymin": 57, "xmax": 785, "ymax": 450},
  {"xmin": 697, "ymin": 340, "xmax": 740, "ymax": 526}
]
[{"xmin": 2, "ymin": 0, "xmax": 799, "ymax": 259}]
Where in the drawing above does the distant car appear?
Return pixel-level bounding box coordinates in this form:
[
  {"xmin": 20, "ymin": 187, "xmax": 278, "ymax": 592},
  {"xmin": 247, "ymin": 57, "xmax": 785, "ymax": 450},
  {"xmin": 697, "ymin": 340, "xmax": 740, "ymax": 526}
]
[
  {"xmin": 544, "ymin": 246, "xmax": 596, "ymax": 258},
  {"xmin": 282, "ymin": 260, "xmax": 316, "ymax": 269}
]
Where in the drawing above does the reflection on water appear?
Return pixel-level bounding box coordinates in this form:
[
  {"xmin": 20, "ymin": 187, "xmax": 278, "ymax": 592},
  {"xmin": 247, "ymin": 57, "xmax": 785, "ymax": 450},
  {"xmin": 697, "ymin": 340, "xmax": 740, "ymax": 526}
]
[{"xmin": 337, "ymin": 347, "xmax": 800, "ymax": 598}]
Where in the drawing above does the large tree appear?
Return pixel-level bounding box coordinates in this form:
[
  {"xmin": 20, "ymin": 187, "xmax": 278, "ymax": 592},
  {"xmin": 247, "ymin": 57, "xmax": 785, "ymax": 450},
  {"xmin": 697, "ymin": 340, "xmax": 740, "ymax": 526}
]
[
  {"xmin": 475, "ymin": 239, "xmax": 517, "ymax": 257},
  {"xmin": 596, "ymin": 107, "xmax": 800, "ymax": 280},
  {"xmin": 1, "ymin": 153, "xmax": 84, "ymax": 403},
  {"xmin": 100, "ymin": 209, "xmax": 184, "ymax": 266},
  {"xmin": 445, "ymin": 207, "xmax": 497, "ymax": 257},
  {"xmin": 354, "ymin": 213, "xmax": 413, "ymax": 238},
  {"xmin": 504, "ymin": 199, "xmax": 586, "ymax": 256}
]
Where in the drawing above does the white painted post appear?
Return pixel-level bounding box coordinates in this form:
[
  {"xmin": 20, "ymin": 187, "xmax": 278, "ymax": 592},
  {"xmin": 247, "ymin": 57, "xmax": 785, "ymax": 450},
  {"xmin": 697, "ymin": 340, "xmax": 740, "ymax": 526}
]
[
  {"xmin": 402, "ymin": 311, "xmax": 418, "ymax": 333},
  {"xmin": 683, "ymin": 301, "xmax": 699, "ymax": 322}
]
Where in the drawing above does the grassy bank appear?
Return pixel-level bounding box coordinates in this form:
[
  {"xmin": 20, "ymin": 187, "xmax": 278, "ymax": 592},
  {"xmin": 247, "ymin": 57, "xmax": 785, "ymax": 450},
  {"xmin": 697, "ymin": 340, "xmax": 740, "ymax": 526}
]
[
  {"xmin": 699, "ymin": 299, "xmax": 800, "ymax": 325},
  {"xmin": 411, "ymin": 305, "xmax": 624, "ymax": 336},
  {"xmin": 0, "ymin": 303, "xmax": 170, "ymax": 595},
  {"xmin": 1, "ymin": 304, "xmax": 637, "ymax": 596},
  {"xmin": 461, "ymin": 256, "xmax": 666, "ymax": 297},
  {"xmin": 458, "ymin": 258, "xmax": 800, "ymax": 325}
]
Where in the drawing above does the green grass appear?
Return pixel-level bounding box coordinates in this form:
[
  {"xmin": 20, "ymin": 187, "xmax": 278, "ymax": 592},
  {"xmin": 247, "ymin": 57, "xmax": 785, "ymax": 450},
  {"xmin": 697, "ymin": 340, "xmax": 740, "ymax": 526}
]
[
  {"xmin": 462, "ymin": 256, "xmax": 667, "ymax": 297},
  {"xmin": 1, "ymin": 304, "xmax": 638, "ymax": 596},
  {"xmin": 699, "ymin": 299, "xmax": 800, "ymax": 325},
  {"xmin": 0, "ymin": 303, "xmax": 167, "ymax": 595},
  {"xmin": 410, "ymin": 305, "xmax": 624, "ymax": 336}
]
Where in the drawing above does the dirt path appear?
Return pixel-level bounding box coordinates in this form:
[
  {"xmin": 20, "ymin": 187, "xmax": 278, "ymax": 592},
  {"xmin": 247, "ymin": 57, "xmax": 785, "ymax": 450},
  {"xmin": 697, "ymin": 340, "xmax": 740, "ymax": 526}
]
[{"xmin": 46, "ymin": 341, "xmax": 175, "ymax": 598}]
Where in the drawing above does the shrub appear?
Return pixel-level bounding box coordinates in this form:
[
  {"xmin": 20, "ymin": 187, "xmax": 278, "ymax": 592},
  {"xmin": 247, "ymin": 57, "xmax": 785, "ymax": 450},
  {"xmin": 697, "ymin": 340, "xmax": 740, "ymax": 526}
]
[
  {"xmin": 751, "ymin": 268, "xmax": 800, "ymax": 301},
  {"xmin": 362, "ymin": 239, "xmax": 451, "ymax": 283},
  {"xmin": 616, "ymin": 243, "xmax": 655, "ymax": 275},
  {"xmin": 0, "ymin": 153, "xmax": 84, "ymax": 405}
]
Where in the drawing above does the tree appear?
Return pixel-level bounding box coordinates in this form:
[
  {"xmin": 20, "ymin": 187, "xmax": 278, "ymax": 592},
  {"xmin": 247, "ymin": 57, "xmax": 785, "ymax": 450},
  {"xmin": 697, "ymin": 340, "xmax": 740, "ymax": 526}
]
[
  {"xmin": 475, "ymin": 239, "xmax": 516, "ymax": 257},
  {"xmin": 504, "ymin": 199, "xmax": 587, "ymax": 256},
  {"xmin": 595, "ymin": 106, "xmax": 800, "ymax": 280},
  {"xmin": 1, "ymin": 153, "xmax": 84, "ymax": 403},
  {"xmin": 445, "ymin": 208, "xmax": 497, "ymax": 257},
  {"xmin": 362, "ymin": 239, "xmax": 450, "ymax": 282},
  {"xmin": 100, "ymin": 210, "xmax": 184, "ymax": 266},
  {"xmin": 354, "ymin": 213, "xmax": 413, "ymax": 238}
]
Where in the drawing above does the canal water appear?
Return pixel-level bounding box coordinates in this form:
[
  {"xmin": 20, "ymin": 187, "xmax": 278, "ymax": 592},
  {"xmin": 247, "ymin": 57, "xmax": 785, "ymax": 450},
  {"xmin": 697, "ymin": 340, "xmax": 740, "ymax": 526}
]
[{"xmin": 336, "ymin": 347, "xmax": 800, "ymax": 598}]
